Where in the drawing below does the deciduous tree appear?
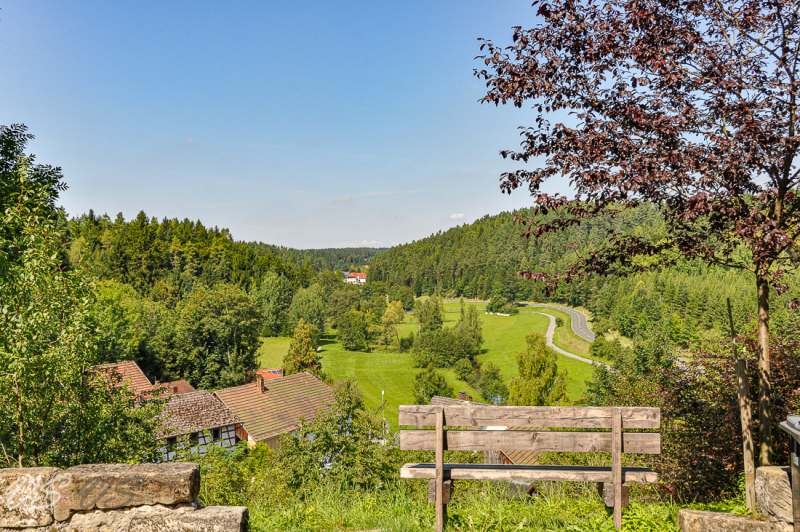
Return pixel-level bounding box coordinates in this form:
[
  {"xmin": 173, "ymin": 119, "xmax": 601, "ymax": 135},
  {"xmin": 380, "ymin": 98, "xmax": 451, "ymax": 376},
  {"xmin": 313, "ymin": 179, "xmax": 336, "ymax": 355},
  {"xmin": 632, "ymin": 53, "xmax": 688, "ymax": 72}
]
[
  {"xmin": 508, "ymin": 332, "xmax": 568, "ymax": 406},
  {"xmin": 477, "ymin": 0, "xmax": 800, "ymax": 462}
]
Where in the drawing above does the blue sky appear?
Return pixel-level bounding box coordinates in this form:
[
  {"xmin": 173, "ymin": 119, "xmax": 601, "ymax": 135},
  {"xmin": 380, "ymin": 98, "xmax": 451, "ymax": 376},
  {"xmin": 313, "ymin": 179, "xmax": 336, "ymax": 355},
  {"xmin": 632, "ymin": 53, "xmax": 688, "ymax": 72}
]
[{"xmin": 0, "ymin": 1, "xmax": 567, "ymax": 248}]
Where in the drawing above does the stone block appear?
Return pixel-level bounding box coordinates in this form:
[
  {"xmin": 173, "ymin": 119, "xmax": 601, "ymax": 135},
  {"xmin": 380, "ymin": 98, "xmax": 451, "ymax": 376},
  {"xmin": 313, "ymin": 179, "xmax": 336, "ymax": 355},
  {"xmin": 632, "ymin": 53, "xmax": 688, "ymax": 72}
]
[
  {"xmin": 756, "ymin": 466, "xmax": 793, "ymax": 527},
  {"xmin": 0, "ymin": 467, "xmax": 60, "ymax": 527},
  {"xmin": 52, "ymin": 463, "xmax": 200, "ymax": 521},
  {"xmin": 678, "ymin": 509, "xmax": 789, "ymax": 532}
]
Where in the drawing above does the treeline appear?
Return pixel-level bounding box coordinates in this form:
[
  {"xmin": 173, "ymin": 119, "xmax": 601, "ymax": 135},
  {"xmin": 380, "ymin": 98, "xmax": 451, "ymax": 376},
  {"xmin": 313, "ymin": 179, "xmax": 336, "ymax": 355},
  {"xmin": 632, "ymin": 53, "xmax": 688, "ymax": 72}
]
[
  {"xmin": 368, "ymin": 205, "xmax": 800, "ymax": 343},
  {"xmin": 248, "ymin": 243, "xmax": 386, "ymax": 272}
]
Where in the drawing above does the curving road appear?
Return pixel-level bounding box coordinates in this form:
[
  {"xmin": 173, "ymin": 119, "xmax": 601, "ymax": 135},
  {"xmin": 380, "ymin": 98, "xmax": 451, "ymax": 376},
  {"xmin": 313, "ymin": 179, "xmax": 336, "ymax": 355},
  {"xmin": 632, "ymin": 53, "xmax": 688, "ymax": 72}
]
[
  {"xmin": 521, "ymin": 303, "xmax": 596, "ymax": 342},
  {"xmin": 534, "ymin": 313, "xmax": 611, "ymax": 370}
]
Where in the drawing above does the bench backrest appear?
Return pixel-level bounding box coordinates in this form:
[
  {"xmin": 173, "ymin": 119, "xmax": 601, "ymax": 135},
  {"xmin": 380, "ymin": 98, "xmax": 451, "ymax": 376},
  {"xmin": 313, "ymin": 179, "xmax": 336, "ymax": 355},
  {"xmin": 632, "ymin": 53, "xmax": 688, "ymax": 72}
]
[{"xmin": 399, "ymin": 405, "xmax": 661, "ymax": 455}]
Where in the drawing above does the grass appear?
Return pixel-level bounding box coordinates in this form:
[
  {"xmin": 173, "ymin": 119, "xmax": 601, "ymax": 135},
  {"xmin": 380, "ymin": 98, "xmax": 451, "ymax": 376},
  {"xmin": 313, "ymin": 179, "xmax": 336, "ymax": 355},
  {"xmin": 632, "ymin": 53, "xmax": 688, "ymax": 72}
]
[
  {"xmin": 317, "ymin": 302, "xmax": 595, "ymax": 427},
  {"xmin": 244, "ymin": 479, "xmax": 748, "ymax": 531},
  {"xmin": 257, "ymin": 337, "xmax": 291, "ymax": 369},
  {"xmin": 531, "ymin": 307, "xmax": 594, "ymax": 358}
]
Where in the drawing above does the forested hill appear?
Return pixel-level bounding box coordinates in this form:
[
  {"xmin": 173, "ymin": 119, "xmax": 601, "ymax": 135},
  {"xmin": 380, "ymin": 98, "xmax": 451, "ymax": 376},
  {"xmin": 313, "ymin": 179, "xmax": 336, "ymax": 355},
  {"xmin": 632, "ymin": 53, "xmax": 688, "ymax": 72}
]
[
  {"xmin": 369, "ymin": 205, "xmax": 800, "ymax": 343},
  {"xmin": 247, "ymin": 244, "xmax": 387, "ymax": 272}
]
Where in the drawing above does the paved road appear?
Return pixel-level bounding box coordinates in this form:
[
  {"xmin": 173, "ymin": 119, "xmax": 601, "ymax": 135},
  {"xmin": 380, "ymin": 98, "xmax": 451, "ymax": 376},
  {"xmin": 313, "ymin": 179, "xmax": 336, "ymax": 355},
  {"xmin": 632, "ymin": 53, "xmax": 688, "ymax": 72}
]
[
  {"xmin": 534, "ymin": 313, "xmax": 611, "ymax": 370},
  {"xmin": 521, "ymin": 303, "xmax": 596, "ymax": 342}
]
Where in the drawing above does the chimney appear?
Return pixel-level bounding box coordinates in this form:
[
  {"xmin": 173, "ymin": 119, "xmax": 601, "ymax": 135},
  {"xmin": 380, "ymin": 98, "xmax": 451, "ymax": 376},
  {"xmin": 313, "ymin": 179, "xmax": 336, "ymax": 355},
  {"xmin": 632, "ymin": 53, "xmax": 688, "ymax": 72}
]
[
  {"xmin": 170, "ymin": 385, "xmax": 178, "ymax": 394},
  {"xmin": 257, "ymin": 374, "xmax": 266, "ymax": 393},
  {"xmin": 279, "ymin": 368, "xmax": 285, "ymax": 378},
  {"xmin": 458, "ymin": 391, "xmax": 466, "ymax": 401},
  {"xmin": 155, "ymin": 380, "xmax": 160, "ymax": 386},
  {"xmin": 467, "ymin": 395, "xmax": 473, "ymax": 402}
]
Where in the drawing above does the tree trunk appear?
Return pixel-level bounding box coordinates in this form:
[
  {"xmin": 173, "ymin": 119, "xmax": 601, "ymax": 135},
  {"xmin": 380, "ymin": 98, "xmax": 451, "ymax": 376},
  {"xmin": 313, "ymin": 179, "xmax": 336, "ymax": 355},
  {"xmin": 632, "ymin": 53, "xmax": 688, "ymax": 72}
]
[{"xmin": 757, "ymin": 273, "xmax": 772, "ymax": 466}]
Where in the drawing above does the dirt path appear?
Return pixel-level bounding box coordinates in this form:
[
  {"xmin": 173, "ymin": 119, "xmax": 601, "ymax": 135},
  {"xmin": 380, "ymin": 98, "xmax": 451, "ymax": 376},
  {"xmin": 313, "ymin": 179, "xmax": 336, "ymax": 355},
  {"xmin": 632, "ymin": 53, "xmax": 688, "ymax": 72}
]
[{"xmin": 534, "ymin": 312, "xmax": 611, "ymax": 370}]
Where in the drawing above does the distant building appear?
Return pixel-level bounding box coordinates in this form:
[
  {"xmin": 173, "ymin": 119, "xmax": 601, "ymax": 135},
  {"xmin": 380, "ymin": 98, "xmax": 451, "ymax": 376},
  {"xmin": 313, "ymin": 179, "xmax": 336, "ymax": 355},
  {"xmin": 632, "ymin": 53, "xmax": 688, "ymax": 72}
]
[
  {"xmin": 156, "ymin": 390, "xmax": 242, "ymax": 461},
  {"xmin": 94, "ymin": 361, "xmax": 197, "ymax": 399},
  {"xmin": 255, "ymin": 368, "xmax": 285, "ymax": 381},
  {"xmin": 344, "ymin": 272, "xmax": 367, "ymax": 285},
  {"xmin": 214, "ymin": 372, "xmax": 334, "ymax": 450}
]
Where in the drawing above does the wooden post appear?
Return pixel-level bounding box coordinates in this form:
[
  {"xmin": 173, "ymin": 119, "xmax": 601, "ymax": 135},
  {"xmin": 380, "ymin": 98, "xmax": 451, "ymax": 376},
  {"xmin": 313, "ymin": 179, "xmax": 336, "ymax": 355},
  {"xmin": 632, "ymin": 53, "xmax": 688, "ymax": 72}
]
[
  {"xmin": 612, "ymin": 407, "xmax": 623, "ymax": 529},
  {"xmin": 435, "ymin": 406, "xmax": 445, "ymax": 532},
  {"xmin": 729, "ymin": 298, "xmax": 757, "ymax": 514},
  {"xmin": 792, "ymin": 438, "xmax": 800, "ymax": 532}
]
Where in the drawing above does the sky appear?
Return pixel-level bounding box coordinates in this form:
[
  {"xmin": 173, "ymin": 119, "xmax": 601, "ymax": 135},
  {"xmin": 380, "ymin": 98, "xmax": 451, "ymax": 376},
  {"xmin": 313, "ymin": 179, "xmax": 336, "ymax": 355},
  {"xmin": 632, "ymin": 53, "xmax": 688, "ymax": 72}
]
[{"xmin": 0, "ymin": 1, "xmax": 569, "ymax": 248}]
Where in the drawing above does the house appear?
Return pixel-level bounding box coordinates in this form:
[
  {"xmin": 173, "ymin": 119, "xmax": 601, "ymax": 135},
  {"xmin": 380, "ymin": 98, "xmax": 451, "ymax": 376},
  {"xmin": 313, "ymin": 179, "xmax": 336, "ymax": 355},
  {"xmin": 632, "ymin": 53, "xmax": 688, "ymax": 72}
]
[
  {"xmin": 156, "ymin": 390, "xmax": 242, "ymax": 461},
  {"xmin": 214, "ymin": 372, "xmax": 334, "ymax": 450},
  {"xmin": 94, "ymin": 361, "xmax": 197, "ymax": 398},
  {"xmin": 344, "ymin": 272, "xmax": 367, "ymax": 285}
]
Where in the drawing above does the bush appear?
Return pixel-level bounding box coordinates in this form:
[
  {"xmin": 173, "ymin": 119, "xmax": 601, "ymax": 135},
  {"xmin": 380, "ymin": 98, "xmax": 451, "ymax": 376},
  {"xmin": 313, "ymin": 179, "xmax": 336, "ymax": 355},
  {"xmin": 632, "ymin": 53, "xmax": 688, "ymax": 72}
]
[
  {"xmin": 591, "ymin": 328, "xmax": 800, "ymax": 501},
  {"xmin": 412, "ymin": 328, "xmax": 477, "ymax": 368},
  {"xmin": 478, "ymin": 362, "xmax": 508, "ymax": 404},
  {"xmin": 414, "ymin": 364, "xmax": 454, "ymax": 404},
  {"xmin": 454, "ymin": 358, "xmax": 474, "ymax": 383},
  {"xmin": 486, "ymin": 295, "xmax": 519, "ymax": 315},
  {"xmin": 399, "ymin": 330, "xmax": 415, "ymax": 351}
]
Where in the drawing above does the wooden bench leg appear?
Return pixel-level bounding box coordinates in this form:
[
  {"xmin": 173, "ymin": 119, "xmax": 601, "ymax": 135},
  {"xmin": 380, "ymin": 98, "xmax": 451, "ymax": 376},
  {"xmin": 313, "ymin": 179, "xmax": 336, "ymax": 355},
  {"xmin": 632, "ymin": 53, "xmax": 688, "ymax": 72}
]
[
  {"xmin": 436, "ymin": 407, "xmax": 445, "ymax": 532},
  {"xmin": 612, "ymin": 407, "xmax": 623, "ymax": 529}
]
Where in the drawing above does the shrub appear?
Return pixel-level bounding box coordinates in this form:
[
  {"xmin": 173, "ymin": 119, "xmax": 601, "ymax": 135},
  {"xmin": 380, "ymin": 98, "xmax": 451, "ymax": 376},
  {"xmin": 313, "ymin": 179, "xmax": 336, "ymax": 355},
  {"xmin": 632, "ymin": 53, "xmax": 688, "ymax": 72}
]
[
  {"xmin": 454, "ymin": 358, "xmax": 474, "ymax": 383},
  {"xmin": 508, "ymin": 332, "xmax": 569, "ymax": 406},
  {"xmin": 412, "ymin": 328, "xmax": 477, "ymax": 368},
  {"xmin": 478, "ymin": 362, "xmax": 508, "ymax": 404},
  {"xmin": 486, "ymin": 295, "xmax": 519, "ymax": 315},
  {"xmin": 414, "ymin": 364, "xmax": 454, "ymax": 404}
]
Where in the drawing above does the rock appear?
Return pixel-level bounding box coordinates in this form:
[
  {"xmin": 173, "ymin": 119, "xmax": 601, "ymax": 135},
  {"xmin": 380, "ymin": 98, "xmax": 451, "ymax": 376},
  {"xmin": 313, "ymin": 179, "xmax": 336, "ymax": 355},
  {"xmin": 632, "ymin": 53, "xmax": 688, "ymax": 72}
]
[
  {"xmin": 756, "ymin": 466, "xmax": 794, "ymax": 527},
  {"xmin": 0, "ymin": 504, "xmax": 248, "ymax": 532},
  {"xmin": 0, "ymin": 467, "xmax": 60, "ymax": 527},
  {"xmin": 52, "ymin": 463, "xmax": 200, "ymax": 521},
  {"xmin": 678, "ymin": 509, "xmax": 789, "ymax": 532}
]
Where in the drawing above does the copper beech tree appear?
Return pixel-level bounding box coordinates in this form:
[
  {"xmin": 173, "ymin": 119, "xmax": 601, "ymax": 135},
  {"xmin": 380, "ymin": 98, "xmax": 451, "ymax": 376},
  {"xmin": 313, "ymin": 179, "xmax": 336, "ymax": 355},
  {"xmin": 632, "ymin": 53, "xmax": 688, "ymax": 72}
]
[{"xmin": 476, "ymin": 0, "xmax": 798, "ymax": 464}]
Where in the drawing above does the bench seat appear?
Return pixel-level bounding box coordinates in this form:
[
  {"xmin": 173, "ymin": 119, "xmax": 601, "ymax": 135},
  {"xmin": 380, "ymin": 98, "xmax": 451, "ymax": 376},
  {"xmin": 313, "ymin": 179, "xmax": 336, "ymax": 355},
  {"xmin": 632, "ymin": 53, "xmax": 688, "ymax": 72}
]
[{"xmin": 400, "ymin": 463, "xmax": 657, "ymax": 483}]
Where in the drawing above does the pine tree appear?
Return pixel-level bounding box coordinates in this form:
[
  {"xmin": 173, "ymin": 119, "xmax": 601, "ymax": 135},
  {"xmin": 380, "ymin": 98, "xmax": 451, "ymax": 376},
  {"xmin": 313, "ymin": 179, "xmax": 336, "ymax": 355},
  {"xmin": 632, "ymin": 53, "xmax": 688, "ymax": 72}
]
[
  {"xmin": 508, "ymin": 332, "xmax": 569, "ymax": 406},
  {"xmin": 283, "ymin": 318, "xmax": 318, "ymax": 376},
  {"xmin": 413, "ymin": 364, "xmax": 454, "ymax": 405}
]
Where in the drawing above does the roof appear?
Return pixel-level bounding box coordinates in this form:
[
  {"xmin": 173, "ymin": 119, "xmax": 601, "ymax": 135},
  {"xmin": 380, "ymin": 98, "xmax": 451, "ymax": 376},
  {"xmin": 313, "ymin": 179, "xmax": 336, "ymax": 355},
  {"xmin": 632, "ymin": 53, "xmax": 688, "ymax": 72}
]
[
  {"xmin": 348, "ymin": 272, "xmax": 367, "ymax": 279},
  {"xmin": 157, "ymin": 391, "xmax": 241, "ymax": 439},
  {"xmin": 95, "ymin": 361, "xmax": 153, "ymax": 395},
  {"xmin": 429, "ymin": 395, "xmax": 485, "ymax": 406},
  {"xmin": 214, "ymin": 372, "xmax": 334, "ymax": 442},
  {"xmin": 255, "ymin": 368, "xmax": 284, "ymax": 381},
  {"xmin": 151, "ymin": 380, "xmax": 197, "ymax": 395}
]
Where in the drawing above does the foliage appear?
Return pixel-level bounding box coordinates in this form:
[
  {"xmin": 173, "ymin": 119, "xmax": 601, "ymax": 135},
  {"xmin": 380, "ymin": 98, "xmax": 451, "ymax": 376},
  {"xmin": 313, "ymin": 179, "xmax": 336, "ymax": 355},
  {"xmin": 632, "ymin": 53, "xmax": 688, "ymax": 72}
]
[
  {"xmin": 382, "ymin": 300, "xmax": 406, "ymax": 351},
  {"xmin": 389, "ymin": 285, "xmax": 415, "ymax": 311},
  {"xmin": 486, "ymin": 294, "xmax": 518, "ymax": 315},
  {"xmin": 414, "ymin": 297, "xmax": 444, "ymax": 334},
  {"xmin": 478, "ymin": 361, "xmax": 508, "ymax": 404},
  {"xmin": 169, "ymin": 283, "xmax": 261, "ymax": 389},
  {"xmin": 455, "ymin": 301, "xmax": 484, "ymax": 353},
  {"xmin": 284, "ymin": 319, "xmax": 319, "ymax": 377},
  {"xmin": 254, "ymin": 271, "xmax": 295, "ymax": 336},
  {"xmin": 337, "ymin": 309, "xmax": 369, "ymax": 351},
  {"xmin": 453, "ymin": 358, "xmax": 475, "ymax": 383},
  {"xmin": 272, "ymin": 379, "xmax": 402, "ymax": 493},
  {"xmin": 508, "ymin": 332, "xmax": 569, "ymax": 406},
  {"xmin": 288, "ymin": 284, "xmax": 326, "ymax": 337},
  {"xmin": 412, "ymin": 328, "xmax": 479, "ymax": 369},
  {"xmin": 0, "ymin": 141, "xmax": 162, "ymax": 468},
  {"xmin": 413, "ymin": 364, "xmax": 454, "ymax": 404}
]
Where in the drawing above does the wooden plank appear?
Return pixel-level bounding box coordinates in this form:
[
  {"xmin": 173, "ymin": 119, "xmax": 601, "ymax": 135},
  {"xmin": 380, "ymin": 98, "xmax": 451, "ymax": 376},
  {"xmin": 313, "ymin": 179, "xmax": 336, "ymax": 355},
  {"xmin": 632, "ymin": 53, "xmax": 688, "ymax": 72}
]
[
  {"xmin": 600, "ymin": 483, "xmax": 630, "ymax": 508},
  {"xmin": 435, "ymin": 407, "xmax": 444, "ymax": 532},
  {"xmin": 428, "ymin": 479, "xmax": 451, "ymax": 504},
  {"xmin": 398, "ymin": 405, "xmax": 660, "ymax": 429},
  {"xmin": 792, "ymin": 438, "xmax": 800, "ymax": 532},
  {"xmin": 612, "ymin": 408, "xmax": 622, "ymax": 529},
  {"xmin": 400, "ymin": 429, "xmax": 661, "ymax": 454},
  {"xmin": 399, "ymin": 463, "xmax": 658, "ymax": 483}
]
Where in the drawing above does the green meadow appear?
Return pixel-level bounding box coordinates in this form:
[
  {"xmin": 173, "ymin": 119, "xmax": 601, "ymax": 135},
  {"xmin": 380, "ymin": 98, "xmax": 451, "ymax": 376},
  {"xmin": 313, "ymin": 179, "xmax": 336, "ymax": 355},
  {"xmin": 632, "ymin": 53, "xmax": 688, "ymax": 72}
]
[{"xmin": 258, "ymin": 300, "xmax": 597, "ymax": 428}]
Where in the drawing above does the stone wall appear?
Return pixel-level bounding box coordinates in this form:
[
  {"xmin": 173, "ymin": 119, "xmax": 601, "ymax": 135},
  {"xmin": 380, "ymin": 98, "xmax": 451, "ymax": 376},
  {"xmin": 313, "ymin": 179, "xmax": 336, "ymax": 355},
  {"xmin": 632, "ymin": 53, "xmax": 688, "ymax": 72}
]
[{"xmin": 0, "ymin": 463, "xmax": 247, "ymax": 531}]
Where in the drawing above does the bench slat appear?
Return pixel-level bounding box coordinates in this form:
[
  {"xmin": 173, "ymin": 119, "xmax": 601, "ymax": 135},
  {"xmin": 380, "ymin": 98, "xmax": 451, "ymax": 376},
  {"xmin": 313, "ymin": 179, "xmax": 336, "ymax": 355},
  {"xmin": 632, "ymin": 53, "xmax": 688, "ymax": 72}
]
[
  {"xmin": 398, "ymin": 405, "xmax": 660, "ymax": 429},
  {"xmin": 399, "ymin": 463, "xmax": 658, "ymax": 483},
  {"xmin": 400, "ymin": 429, "xmax": 661, "ymax": 454}
]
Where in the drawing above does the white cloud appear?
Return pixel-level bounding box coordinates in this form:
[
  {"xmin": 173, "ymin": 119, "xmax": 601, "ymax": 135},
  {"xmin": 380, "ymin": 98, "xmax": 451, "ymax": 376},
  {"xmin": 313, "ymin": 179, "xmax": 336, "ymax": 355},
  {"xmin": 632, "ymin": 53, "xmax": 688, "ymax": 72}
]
[
  {"xmin": 336, "ymin": 196, "xmax": 352, "ymax": 202},
  {"xmin": 360, "ymin": 240, "xmax": 381, "ymax": 246},
  {"xmin": 448, "ymin": 213, "xmax": 465, "ymax": 220}
]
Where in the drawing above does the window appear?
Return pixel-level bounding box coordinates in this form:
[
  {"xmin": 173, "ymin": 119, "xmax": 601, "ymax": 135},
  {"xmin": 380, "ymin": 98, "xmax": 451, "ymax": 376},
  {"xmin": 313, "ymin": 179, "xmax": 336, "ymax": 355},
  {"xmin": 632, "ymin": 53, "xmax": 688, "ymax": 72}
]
[
  {"xmin": 166, "ymin": 436, "xmax": 177, "ymax": 448},
  {"xmin": 212, "ymin": 428, "xmax": 221, "ymax": 441},
  {"xmin": 190, "ymin": 432, "xmax": 199, "ymax": 445}
]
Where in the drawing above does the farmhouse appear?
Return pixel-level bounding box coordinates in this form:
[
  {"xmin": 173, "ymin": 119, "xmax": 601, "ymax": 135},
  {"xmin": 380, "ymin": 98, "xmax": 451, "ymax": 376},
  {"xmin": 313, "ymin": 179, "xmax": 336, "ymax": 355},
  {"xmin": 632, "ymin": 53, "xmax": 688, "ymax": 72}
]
[
  {"xmin": 156, "ymin": 390, "xmax": 242, "ymax": 461},
  {"xmin": 95, "ymin": 360, "xmax": 197, "ymax": 398},
  {"xmin": 214, "ymin": 372, "xmax": 334, "ymax": 450}
]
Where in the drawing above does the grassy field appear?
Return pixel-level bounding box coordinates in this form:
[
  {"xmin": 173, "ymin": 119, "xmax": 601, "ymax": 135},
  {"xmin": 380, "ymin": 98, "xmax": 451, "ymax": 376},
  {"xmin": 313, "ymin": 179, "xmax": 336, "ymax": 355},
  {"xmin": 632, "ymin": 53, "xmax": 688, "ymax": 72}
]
[
  {"xmin": 530, "ymin": 307, "xmax": 594, "ymax": 358},
  {"xmin": 317, "ymin": 301, "xmax": 596, "ymax": 427},
  {"xmin": 257, "ymin": 337, "xmax": 291, "ymax": 369}
]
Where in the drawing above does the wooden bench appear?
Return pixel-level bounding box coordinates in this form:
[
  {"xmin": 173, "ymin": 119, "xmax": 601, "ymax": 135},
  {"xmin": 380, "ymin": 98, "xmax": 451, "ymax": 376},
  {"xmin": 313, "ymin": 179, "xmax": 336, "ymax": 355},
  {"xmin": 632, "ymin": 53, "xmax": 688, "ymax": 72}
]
[{"xmin": 398, "ymin": 404, "xmax": 661, "ymax": 531}]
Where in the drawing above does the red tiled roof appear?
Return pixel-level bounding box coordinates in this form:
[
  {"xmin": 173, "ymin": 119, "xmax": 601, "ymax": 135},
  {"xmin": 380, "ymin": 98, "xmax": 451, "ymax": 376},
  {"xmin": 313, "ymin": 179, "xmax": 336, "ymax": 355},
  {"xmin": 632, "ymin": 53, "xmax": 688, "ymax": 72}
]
[
  {"xmin": 214, "ymin": 372, "xmax": 334, "ymax": 442},
  {"xmin": 143, "ymin": 379, "xmax": 197, "ymax": 396},
  {"xmin": 95, "ymin": 361, "xmax": 153, "ymax": 395},
  {"xmin": 348, "ymin": 272, "xmax": 367, "ymax": 279},
  {"xmin": 157, "ymin": 390, "xmax": 241, "ymax": 439},
  {"xmin": 255, "ymin": 368, "xmax": 284, "ymax": 381}
]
